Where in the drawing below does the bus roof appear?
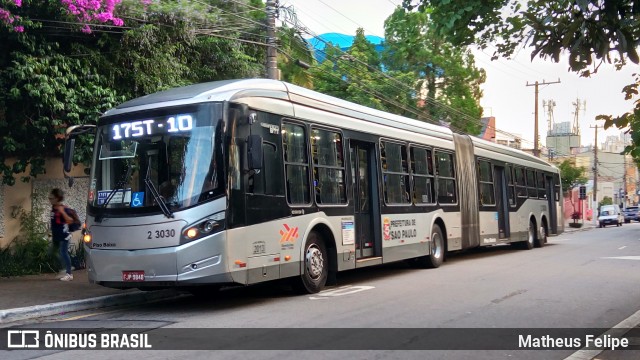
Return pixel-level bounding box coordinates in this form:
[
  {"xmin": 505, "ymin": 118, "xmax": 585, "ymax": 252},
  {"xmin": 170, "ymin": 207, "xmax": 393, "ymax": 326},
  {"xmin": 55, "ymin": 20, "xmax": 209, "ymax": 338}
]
[{"xmin": 103, "ymin": 78, "xmax": 554, "ymax": 171}]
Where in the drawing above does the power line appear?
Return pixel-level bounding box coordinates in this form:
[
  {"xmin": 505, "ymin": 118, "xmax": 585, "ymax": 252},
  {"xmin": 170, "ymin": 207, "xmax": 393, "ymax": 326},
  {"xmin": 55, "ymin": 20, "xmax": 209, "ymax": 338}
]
[{"xmin": 291, "ymin": 22, "xmax": 536, "ymax": 147}]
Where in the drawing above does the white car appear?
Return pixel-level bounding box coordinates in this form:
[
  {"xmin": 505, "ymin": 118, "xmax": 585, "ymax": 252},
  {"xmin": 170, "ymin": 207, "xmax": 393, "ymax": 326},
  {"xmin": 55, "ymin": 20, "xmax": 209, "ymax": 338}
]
[{"xmin": 598, "ymin": 205, "xmax": 624, "ymax": 227}]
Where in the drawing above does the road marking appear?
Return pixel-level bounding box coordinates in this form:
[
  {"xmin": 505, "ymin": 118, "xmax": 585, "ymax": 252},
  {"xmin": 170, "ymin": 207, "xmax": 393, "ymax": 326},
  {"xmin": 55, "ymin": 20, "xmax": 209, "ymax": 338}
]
[
  {"xmin": 564, "ymin": 309, "xmax": 640, "ymax": 360},
  {"xmin": 618, "ymin": 246, "xmax": 627, "ymax": 250},
  {"xmin": 309, "ymin": 285, "xmax": 374, "ymax": 300},
  {"xmin": 60, "ymin": 310, "xmax": 112, "ymax": 321},
  {"xmin": 602, "ymin": 256, "xmax": 640, "ymax": 261}
]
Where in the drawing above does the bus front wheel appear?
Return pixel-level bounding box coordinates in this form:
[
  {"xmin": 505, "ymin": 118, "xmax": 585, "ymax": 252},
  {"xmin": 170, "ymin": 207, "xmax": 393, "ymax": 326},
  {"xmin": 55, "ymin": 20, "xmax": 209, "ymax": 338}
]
[{"xmin": 293, "ymin": 231, "xmax": 328, "ymax": 294}]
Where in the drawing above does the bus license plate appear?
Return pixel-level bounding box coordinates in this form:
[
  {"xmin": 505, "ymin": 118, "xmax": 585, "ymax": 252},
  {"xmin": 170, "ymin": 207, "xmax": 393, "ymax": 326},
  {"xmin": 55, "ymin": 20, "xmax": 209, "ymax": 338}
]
[{"xmin": 122, "ymin": 271, "xmax": 145, "ymax": 282}]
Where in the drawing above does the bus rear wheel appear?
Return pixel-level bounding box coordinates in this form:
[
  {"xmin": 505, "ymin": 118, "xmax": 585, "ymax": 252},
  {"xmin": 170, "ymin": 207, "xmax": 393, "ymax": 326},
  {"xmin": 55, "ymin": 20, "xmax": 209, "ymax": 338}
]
[
  {"xmin": 293, "ymin": 231, "xmax": 328, "ymax": 294},
  {"xmin": 515, "ymin": 220, "xmax": 535, "ymax": 250},
  {"xmin": 414, "ymin": 224, "xmax": 444, "ymax": 268},
  {"xmin": 535, "ymin": 223, "xmax": 547, "ymax": 248}
]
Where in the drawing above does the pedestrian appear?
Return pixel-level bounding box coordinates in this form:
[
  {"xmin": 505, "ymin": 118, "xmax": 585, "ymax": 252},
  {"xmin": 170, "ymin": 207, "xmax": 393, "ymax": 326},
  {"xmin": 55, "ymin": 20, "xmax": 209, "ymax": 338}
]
[{"xmin": 49, "ymin": 188, "xmax": 74, "ymax": 281}]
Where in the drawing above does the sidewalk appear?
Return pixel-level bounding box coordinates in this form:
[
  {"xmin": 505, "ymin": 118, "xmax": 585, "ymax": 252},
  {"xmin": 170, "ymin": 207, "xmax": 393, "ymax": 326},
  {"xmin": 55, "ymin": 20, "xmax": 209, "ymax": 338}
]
[
  {"xmin": 564, "ymin": 221, "xmax": 597, "ymax": 233},
  {"xmin": 0, "ymin": 269, "xmax": 179, "ymax": 324}
]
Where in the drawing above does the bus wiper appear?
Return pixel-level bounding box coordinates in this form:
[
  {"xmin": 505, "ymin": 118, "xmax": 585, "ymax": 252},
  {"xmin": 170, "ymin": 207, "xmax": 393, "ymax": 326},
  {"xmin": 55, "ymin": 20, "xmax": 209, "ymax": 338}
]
[
  {"xmin": 102, "ymin": 162, "xmax": 133, "ymax": 208},
  {"xmin": 144, "ymin": 161, "xmax": 173, "ymax": 219}
]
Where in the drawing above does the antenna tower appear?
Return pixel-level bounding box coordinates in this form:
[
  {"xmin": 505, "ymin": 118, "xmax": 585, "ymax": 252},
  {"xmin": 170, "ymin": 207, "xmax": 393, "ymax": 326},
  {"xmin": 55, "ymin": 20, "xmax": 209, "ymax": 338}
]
[
  {"xmin": 572, "ymin": 98, "xmax": 586, "ymax": 135},
  {"xmin": 544, "ymin": 99, "xmax": 556, "ymax": 135}
]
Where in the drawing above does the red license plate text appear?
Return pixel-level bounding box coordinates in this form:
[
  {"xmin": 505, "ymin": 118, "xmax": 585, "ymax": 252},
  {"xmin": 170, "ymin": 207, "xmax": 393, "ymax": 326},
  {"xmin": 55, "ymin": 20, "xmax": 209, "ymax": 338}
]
[{"xmin": 122, "ymin": 271, "xmax": 145, "ymax": 282}]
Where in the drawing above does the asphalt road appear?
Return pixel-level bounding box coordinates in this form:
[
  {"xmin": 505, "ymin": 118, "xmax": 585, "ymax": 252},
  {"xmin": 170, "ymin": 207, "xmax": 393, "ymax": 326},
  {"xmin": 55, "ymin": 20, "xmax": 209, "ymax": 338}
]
[{"xmin": 3, "ymin": 224, "xmax": 640, "ymax": 360}]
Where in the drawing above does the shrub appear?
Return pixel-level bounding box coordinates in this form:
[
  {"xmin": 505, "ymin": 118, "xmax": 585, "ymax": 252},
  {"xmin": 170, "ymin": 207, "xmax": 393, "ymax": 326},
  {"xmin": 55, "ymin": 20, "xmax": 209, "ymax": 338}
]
[{"xmin": 0, "ymin": 191, "xmax": 58, "ymax": 277}]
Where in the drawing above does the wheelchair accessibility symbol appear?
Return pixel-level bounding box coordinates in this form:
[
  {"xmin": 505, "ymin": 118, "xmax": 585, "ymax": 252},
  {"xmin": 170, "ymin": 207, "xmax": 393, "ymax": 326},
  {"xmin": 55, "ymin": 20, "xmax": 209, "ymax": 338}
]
[{"xmin": 131, "ymin": 192, "xmax": 144, "ymax": 207}]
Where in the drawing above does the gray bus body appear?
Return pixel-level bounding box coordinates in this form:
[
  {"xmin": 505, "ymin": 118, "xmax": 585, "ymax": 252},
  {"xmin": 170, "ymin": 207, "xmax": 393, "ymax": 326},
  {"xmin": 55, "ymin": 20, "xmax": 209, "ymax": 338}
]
[{"xmin": 69, "ymin": 79, "xmax": 563, "ymax": 293}]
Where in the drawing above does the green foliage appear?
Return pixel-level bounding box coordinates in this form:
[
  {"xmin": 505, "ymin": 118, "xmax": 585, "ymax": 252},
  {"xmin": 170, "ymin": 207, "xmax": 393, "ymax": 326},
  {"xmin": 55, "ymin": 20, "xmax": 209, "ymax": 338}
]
[
  {"xmin": 599, "ymin": 196, "xmax": 613, "ymax": 208},
  {"xmin": 404, "ymin": 0, "xmax": 639, "ymax": 73},
  {"xmin": 404, "ymin": 0, "xmax": 640, "ymax": 161},
  {"xmin": 383, "ymin": 7, "xmax": 485, "ymax": 133},
  {"xmin": 0, "ymin": 0, "xmax": 267, "ymax": 185},
  {"xmin": 277, "ymin": 25, "xmax": 316, "ymax": 87},
  {"xmin": 558, "ymin": 159, "xmax": 588, "ymax": 194},
  {"xmin": 0, "ymin": 191, "xmax": 57, "ymax": 277},
  {"xmin": 600, "ymin": 74, "xmax": 640, "ymax": 160},
  {"xmin": 0, "ymin": 41, "xmax": 123, "ymax": 184},
  {"xmin": 310, "ymin": 28, "xmax": 418, "ymax": 118}
]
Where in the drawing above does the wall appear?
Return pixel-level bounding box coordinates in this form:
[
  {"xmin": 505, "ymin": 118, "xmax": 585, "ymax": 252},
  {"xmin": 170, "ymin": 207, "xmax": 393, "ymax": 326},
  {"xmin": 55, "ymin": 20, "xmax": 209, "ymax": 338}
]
[{"xmin": 0, "ymin": 158, "xmax": 88, "ymax": 249}]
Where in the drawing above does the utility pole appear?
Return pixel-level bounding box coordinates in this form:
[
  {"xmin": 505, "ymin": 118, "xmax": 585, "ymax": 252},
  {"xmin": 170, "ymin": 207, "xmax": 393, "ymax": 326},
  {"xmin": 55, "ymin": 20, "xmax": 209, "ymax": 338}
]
[
  {"xmin": 591, "ymin": 125, "xmax": 600, "ymax": 225},
  {"xmin": 526, "ymin": 79, "xmax": 561, "ymax": 157},
  {"xmin": 266, "ymin": 0, "xmax": 279, "ymax": 80},
  {"xmin": 623, "ymin": 154, "xmax": 627, "ymax": 209}
]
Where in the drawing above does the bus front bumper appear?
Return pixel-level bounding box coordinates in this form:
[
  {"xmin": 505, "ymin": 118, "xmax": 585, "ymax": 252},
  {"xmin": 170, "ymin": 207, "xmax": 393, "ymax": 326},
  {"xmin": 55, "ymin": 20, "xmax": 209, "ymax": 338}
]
[{"xmin": 86, "ymin": 232, "xmax": 234, "ymax": 288}]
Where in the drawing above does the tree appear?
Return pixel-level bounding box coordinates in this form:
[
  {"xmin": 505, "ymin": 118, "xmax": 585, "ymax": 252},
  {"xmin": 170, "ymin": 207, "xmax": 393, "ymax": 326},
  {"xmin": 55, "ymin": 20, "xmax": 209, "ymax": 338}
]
[
  {"xmin": 558, "ymin": 159, "xmax": 588, "ymax": 217},
  {"xmin": 402, "ymin": 0, "xmax": 640, "ymax": 160},
  {"xmin": 277, "ymin": 25, "xmax": 316, "ymax": 88},
  {"xmin": 383, "ymin": 7, "xmax": 485, "ymax": 134},
  {"xmin": 558, "ymin": 159, "xmax": 588, "ymax": 195},
  {"xmin": 0, "ymin": 0, "xmax": 267, "ymax": 185},
  {"xmin": 599, "ymin": 196, "xmax": 613, "ymax": 208},
  {"xmin": 310, "ymin": 28, "xmax": 417, "ymax": 116}
]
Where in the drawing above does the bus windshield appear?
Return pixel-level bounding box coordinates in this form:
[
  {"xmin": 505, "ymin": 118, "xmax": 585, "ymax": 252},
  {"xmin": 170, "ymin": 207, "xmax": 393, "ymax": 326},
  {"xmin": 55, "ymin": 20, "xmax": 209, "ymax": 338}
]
[{"xmin": 89, "ymin": 103, "xmax": 225, "ymax": 213}]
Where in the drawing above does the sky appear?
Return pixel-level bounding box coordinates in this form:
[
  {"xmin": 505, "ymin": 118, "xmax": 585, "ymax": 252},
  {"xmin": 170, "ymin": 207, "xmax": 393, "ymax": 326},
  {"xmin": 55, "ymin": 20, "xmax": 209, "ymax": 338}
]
[{"xmin": 280, "ymin": 0, "xmax": 638, "ymax": 149}]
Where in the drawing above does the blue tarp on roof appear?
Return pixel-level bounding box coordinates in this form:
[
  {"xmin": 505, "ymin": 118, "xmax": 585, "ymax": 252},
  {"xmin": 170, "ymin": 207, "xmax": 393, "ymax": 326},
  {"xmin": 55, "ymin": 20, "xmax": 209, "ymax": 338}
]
[{"xmin": 307, "ymin": 33, "xmax": 384, "ymax": 62}]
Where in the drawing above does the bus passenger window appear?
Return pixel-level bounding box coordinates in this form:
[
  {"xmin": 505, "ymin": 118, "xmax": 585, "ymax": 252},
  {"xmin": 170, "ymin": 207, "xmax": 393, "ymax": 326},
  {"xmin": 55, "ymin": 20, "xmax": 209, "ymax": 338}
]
[
  {"xmin": 381, "ymin": 141, "xmax": 410, "ymax": 205},
  {"xmin": 537, "ymin": 171, "xmax": 546, "ymax": 199},
  {"xmin": 436, "ymin": 151, "xmax": 456, "ymax": 204},
  {"xmin": 282, "ymin": 122, "xmax": 310, "ymax": 205},
  {"xmin": 478, "ymin": 160, "xmax": 495, "ymax": 206},
  {"xmin": 506, "ymin": 165, "xmax": 516, "ymax": 206},
  {"xmin": 410, "ymin": 146, "xmax": 435, "ymax": 205},
  {"xmin": 515, "ymin": 167, "xmax": 527, "ymax": 198},
  {"xmin": 311, "ymin": 128, "xmax": 346, "ymax": 205},
  {"xmin": 526, "ymin": 169, "xmax": 537, "ymax": 198}
]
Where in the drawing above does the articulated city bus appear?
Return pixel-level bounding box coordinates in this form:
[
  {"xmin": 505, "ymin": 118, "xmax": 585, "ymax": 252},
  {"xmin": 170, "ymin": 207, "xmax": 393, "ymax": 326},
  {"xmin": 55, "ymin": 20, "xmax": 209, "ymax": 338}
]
[{"xmin": 64, "ymin": 79, "xmax": 564, "ymax": 294}]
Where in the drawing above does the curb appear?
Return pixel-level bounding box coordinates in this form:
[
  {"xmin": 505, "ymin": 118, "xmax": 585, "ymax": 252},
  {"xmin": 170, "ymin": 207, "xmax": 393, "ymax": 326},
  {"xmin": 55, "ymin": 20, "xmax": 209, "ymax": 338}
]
[
  {"xmin": 0, "ymin": 289, "xmax": 181, "ymax": 325},
  {"xmin": 563, "ymin": 225, "xmax": 596, "ymax": 233}
]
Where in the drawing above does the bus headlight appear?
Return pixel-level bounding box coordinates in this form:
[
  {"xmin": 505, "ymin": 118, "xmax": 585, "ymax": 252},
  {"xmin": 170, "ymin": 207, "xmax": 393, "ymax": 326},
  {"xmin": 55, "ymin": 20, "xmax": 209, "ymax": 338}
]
[
  {"xmin": 182, "ymin": 212, "xmax": 225, "ymax": 244},
  {"xmin": 83, "ymin": 232, "xmax": 92, "ymax": 244}
]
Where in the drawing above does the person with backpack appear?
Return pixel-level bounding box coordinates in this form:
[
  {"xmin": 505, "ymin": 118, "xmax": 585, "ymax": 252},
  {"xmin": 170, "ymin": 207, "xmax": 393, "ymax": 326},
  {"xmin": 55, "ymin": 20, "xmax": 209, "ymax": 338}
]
[{"xmin": 49, "ymin": 188, "xmax": 80, "ymax": 281}]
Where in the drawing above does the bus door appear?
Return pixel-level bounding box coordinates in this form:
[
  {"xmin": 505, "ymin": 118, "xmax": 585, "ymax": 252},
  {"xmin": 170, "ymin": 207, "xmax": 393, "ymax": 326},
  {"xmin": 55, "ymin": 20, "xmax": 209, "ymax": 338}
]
[
  {"xmin": 546, "ymin": 175, "xmax": 559, "ymax": 234},
  {"xmin": 494, "ymin": 166, "xmax": 510, "ymax": 238},
  {"xmin": 350, "ymin": 140, "xmax": 381, "ymax": 259}
]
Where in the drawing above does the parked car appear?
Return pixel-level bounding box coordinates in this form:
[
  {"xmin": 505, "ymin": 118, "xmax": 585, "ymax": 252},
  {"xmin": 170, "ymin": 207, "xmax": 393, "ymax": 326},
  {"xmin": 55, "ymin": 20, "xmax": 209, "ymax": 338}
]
[
  {"xmin": 598, "ymin": 204, "xmax": 624, "ymax": 227},
  {"xmin": 623, "ymin": 206, "xmax": 640, "ymax": 223}
]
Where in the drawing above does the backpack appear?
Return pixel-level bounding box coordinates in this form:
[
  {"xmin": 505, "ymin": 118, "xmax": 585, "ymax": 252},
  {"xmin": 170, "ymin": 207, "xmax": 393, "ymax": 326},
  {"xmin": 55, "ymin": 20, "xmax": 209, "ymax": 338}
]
[{"xmin": 67, "ymin": 208, "xmax": 82, "ymax": 232}]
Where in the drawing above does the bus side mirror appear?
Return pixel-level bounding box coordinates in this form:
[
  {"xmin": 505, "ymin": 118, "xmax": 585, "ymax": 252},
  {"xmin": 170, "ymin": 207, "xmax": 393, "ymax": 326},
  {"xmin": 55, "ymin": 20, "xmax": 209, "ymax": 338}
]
[
  {"xmin": 247, "ymin": 135, "xmax": 263, "ymax": 171},
  {"xmin": 63, "ymin": 138, "xmax": 75, "ymax": 173}
]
